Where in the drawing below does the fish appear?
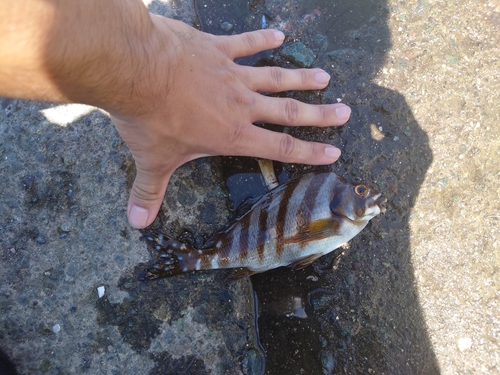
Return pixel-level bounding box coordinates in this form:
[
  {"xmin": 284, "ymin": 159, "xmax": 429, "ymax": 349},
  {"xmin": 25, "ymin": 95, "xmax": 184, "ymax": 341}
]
[{"xmin": 140, "ymin": 171, "xmax": 387, "ymax": 280}]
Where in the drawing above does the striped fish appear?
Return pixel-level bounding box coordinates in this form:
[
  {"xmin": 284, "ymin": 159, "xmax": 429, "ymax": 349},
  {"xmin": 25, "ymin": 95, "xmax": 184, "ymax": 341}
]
[{"xmin": 141, "ymin": 171, "xmax": 387, "ymax": 279}]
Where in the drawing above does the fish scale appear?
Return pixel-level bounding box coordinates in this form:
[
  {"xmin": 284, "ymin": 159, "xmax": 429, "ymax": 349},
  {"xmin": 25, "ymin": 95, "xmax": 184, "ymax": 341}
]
[{"xmin": 141, "ymin": 171, "xmax": 387, "ymax": 279}]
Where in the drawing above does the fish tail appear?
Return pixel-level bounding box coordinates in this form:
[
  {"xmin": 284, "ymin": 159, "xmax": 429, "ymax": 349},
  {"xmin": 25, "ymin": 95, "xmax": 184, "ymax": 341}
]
[{"xmin": 140, "ymin": 229, "xmax": 201, "ymax": 279}]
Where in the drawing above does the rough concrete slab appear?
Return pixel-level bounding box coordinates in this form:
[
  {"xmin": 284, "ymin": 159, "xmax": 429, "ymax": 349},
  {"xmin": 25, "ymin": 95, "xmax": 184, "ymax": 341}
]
[{"xmin": 0, "ymin": 2, "xmax": 261, "ymax": 375}]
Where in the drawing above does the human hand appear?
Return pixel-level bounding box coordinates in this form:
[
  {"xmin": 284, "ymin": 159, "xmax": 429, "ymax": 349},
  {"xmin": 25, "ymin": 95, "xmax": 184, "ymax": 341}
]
[{"xmin": 110, "ymin": 17, "xmax": 351, "ymax": 228}]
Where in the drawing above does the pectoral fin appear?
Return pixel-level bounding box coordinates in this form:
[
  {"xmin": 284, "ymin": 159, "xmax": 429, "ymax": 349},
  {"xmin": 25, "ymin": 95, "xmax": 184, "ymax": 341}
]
[
  {"xmin": 288, "ymin": 253, "xmax": 324, "ymax": 270},
  {"xmin": 284, "ymin": 217, "xmax": 341, "ymax": 245}
]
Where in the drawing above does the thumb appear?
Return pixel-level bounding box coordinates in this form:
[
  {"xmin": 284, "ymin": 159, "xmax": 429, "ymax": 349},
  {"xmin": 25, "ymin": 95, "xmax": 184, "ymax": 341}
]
[{"xmin": 127, "ymin": 168, "xmax": 172, "ymax": 229}]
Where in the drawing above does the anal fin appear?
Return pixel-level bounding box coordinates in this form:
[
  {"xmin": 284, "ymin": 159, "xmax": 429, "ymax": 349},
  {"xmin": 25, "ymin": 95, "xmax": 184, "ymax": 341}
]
[
  {"xmin": 226, "ymin": 268, "xmax": 258, "ymax": 282},
  {"xmin": 288, "ymin": 253, "xmax": 323, "ymax": 271}
]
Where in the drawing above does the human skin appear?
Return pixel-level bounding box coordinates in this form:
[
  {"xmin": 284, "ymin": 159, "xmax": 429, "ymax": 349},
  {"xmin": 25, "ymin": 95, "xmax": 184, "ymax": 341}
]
[{"xmin": 0, "ymin": 0, "xmax": 351, "ymax": 228}]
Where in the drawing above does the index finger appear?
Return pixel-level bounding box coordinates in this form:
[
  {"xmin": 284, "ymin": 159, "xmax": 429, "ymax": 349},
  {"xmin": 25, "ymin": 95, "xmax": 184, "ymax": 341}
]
[{"xmin": 215, "ymin": 29, "xmax": 285, "ymax": 59}]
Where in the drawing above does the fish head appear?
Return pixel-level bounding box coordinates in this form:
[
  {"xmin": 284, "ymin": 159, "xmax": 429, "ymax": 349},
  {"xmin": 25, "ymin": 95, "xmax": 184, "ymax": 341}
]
[{"xmin": 329, "ymin": 181, "xmax": 387, "ymax": 223}]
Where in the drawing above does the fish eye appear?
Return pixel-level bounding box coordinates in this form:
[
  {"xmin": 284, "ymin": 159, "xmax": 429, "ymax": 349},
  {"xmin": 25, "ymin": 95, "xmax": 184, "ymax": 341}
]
[{"xmin": 354, "ymin": 185, "xmax": 369, "ymax": 198}]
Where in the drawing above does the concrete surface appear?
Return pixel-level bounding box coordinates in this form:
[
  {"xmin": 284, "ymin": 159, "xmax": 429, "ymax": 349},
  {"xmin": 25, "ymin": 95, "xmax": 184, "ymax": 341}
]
[{"xmin": 0, "ymin": 0, "xmax": 499, "ymax": 374}]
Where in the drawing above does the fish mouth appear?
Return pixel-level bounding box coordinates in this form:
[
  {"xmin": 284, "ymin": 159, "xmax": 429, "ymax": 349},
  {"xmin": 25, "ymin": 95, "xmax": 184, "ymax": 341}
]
[{"xmin": 376, "ymin": 195, "xmax": 388, "ymax": 213}]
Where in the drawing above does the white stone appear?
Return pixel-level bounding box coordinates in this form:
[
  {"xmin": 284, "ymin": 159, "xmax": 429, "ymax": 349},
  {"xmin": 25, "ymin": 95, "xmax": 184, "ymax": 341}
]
[
  {"xmin": 52, "ymin": 324, "xmax": 61, "ymax": 333},
  {"xmin": 97, "ymin": 286, "xmax": 105, "ymax": 299},
  {"xmin": 458, "ymin": 337, "xmax": 472, "ymax": 352}
]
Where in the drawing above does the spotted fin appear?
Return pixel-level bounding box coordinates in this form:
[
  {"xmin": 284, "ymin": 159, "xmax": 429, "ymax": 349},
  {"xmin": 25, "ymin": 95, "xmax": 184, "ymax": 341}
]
[{"xmin": 140, "ymin": 229, "xmax": 198, "ymax": 279}]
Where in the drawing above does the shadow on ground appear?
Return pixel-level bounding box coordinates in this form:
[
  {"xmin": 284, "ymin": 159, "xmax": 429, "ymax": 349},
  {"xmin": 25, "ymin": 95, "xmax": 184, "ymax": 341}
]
[{"xmin": 197, "ymin": 0, "xmax": 439, "ymax": 373}]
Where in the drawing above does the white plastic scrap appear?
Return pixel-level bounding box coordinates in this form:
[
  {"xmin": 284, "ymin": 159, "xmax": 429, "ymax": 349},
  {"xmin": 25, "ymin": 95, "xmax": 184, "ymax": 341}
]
[{"xmin": 97, "ymin": 286, "xmax": 105, "ymax": 299}]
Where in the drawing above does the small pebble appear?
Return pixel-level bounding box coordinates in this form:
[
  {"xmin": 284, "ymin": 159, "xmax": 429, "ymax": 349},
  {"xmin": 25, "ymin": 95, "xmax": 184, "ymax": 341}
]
[
  {"xmin": 52, "ymin": 324, "xmax": 61, "ymax": 333},
  {"xmin": 63, "ymin": 156, "xmax": 75, "ymax": 166},
  {"xmin": 280, "ymin": 42, "xmax": 316, "ymax": 68},
  {"xmin": 201, "ymin": 204, "xmax": 217, "ymax": 224},
  {"xmin": 320, "ymin": 350, "xmax": 335, "ymax": 375},
  {"xmin": 23, "ymin": 175, "xmax": 35, "ymax": 190},
  {"xmin": 308, "ymin": 289, "xmax": 335, "ymax": 311},
  {"xmin": 437, "ymin": 178, "xmax": 448, "ymax": 188},
  {"xmin": 36, "ymin": 234, "xmax": 47, "ymax": 244},
  {"xmin": 60, "ymin": 223, "xmax": 71, "ymax": 232},
  {"xmin": 221, "ymin": 21, "xmax": 233, "ymax": 31}
]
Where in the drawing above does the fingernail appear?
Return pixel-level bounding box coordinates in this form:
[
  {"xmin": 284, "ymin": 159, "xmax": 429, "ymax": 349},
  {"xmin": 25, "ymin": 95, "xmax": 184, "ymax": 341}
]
[
  {"xmin": 274, "ymin": 31, "xmax": 285, "ymax": 42},
  {"xmin": 325, "ymin": 146, "xmax": 341, "ymax": 160},
  {"xmin": 335, "ymin": 106, "xmax": 351, "ymax": 120},
  {"xmin": 129, "ymin": 205, "xmax": 149, "ymax": 228},
  {"xmin": 315, "ymin": 71, "xmax": 330, "ymax": 84}
]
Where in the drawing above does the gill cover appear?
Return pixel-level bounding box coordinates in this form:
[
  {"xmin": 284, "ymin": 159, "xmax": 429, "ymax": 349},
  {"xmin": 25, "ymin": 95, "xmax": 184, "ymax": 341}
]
[{"xmin": 329, "ymin": 183, "xmax": 378, "ymax": 222}]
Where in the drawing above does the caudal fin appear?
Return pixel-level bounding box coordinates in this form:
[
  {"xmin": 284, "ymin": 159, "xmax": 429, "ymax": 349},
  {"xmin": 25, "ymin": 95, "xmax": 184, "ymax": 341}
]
[{"xmin": 140, "ymin": 229, "xmax": 198, "ymax": 279}]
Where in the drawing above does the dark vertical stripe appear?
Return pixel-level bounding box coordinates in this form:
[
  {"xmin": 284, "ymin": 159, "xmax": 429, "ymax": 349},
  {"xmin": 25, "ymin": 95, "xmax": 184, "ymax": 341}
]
[
  {"xmin": 329, "ymin": 174, "xmax": 342, "ymax": 203},
  {"xmin": 237, "ymin": 212, "xmax": 253, "ymax": 261},
  {"xmin": 201, "ymin": 253, "xmax": 211, "ymax": 269},
  {"xmin": 218, "ymin": 234, "xmax": 232, "ymax": 267},
  {"xmin": 296, "ymin": 174, "xmax": 328, "ymax": 241},
  {"xmin": 275, "ymin": 177, "xmax": 302, "ymax": 259},
  {"xmin": 255, "ymin": 207, "xmax": 268, "ymax": 262}
]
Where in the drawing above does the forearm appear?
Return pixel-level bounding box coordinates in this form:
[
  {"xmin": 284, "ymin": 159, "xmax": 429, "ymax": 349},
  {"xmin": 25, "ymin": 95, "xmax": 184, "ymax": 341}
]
[
  {"xmin": 0, "ymin": 0, "xmax": 154, "ymax": 112},
  {"xmin": 1, "ymin": 0, "xmax": 352, "ymax": 229}
]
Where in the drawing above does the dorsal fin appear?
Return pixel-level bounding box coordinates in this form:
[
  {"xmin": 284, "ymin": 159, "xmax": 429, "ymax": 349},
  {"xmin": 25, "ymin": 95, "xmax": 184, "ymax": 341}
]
[{"xmin": 232, "ymin": 195, "xmax": 260, "ymax": 219}]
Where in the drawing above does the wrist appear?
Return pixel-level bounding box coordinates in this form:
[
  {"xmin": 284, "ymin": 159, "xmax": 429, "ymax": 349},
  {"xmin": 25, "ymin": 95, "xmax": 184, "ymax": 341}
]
[{"xmin": 46, "ymin": 0, "xmax": 156, "ymax": 112}]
